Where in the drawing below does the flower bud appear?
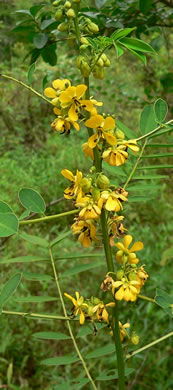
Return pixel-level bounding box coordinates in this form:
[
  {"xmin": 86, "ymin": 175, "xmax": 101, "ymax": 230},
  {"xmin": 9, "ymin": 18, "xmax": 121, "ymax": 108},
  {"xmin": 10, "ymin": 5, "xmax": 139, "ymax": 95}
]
[
  {"xmin": 80, "ymin": 60, "xmax": 91, "ymax": 77},
  {"xmin": 80, "ymin": 37, "xmax": 89, "ymax": 45},
  {"xmin": 115, "ymin": 129, "xmax": 125, "ymax": 140},
  {"xmin": 53, "ymin": 0, "xmax": 61, "ymax": 6},
  {"xmin": 97, "ymin": 57, "xmax": 104, "ymax": 67},
  {"xmin": 91, "ymin": 187, "xmax": 101, "ymax": 201},
  {"xmin": 66, "ymin": 8, "xmax": 76, "ymax": 18},
  {"xmin": 80, "ymin": 44, "xmax": 89, "ymax": 51},
  {"xmin": 100, "ymin": 53, "xmax": 108, "ymax": 62},
  {"xmin": 76, "ymin": 55, "xmax": 84, "ymax": 69},
  {"xmin": 104, "ymin": 58, "xmax": 111, "ymax": 67},
  {"xmin": 96, "ymin": 174, "xmax": 110, "ymax": 190},
  {"xmin": 80, "ymin": 178, "xmax": 92, "ymax": 193},
  {"xmin": 128, "ymin": 272, "xmax": 137, "ymax": 281},
  {"xmin": 57, "ymin": 22, "xmax": 69, "ymax": 32},
  {"xmin": 55, "ymin": 9, "xmax": 63, "ymax": 21},
  {"xmin": 116, "ymin": 270, "xmax": 124, "ymax": 280},
  {"xmin": 64, "ymin": 1, "xmax": 71, "ymax": 8},
  {"xmin": 91, "ymin": 297, "xmax": 101, "ymax": 305},
  {"xmin": 88, "ymin": 22, "xmax": 99, "ymax": 33},
  {"xmin": 93, "ymin": 66, "xmax": 105, "ymax": 80},
  {"xmin": 131, "ymin": 332, "xmax": 140, "ymax": 345},
  {"xmin": 129, "ymin": 253, "xmax": 137, "ymax": 260}
]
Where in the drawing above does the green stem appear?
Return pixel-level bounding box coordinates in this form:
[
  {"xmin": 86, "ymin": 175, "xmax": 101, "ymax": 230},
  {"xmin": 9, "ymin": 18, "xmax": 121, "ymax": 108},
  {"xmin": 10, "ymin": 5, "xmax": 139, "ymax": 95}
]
[
  {"xmin": 138, "ymin": 294, "xmax": 156, "ymax": 304},
  {"xmin": 100, "ymin": 210, "xmax": 114, "ymax": 272},
  {"xmin": 49, "ymin": 248, "xmax": 97, "ymax": 390},
  {"xmin": 136, "ymin": 119, "xmax": 173, "ymax": 142},
  {"xmin": 73, "ymin": 4, "xmax": 81, "ymax": 47},
  {"xmin": 84, "ymin": 76, "xmax": 101, "ymax": 172},
  {"xmin": 19, "ymin": 209, "xmax": 77, "ymax": 225},
  {"xmin": 0, "ymin": 74, "xmax": 52, "ymax": 105},
  {"xmin": 126, "ymin": 332, "xmax": 173, "ymax": 360},
  {"xmin": 1, "ymin": 310, "xmax": 78, "ymax": 321},
  {"xmin": 123, "ymin": 140, "xmax": 147, "ymax": 190},
  {"xmin": 112, "ymin": 304, "xmax": 125, "ymax": 389}
]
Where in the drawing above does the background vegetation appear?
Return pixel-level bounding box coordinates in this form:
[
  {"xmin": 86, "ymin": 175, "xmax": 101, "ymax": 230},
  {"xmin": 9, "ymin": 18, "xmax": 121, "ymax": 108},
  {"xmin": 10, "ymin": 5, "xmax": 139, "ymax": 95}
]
[{"xmin": 0, "ymin": 0, "xmax": 172, "ymax": 389}]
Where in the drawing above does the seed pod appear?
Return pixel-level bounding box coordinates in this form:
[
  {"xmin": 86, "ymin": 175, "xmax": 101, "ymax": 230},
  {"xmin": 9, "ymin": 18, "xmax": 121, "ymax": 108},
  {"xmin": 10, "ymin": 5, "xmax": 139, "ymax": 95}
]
[
  {"xmin": 80, "ymin": 36, "xmax": 89, "ymax": 45},
  {"xmin": 88, "ymin": 22, "xmax": 99, "ymax": 33},
  {"xmin": 91, "ymin": 187, "xmax": 101, "ymax": 202},
  {"xmin": 57, "ymin": 22, "xmax": 69, "ymax": 32},
  {"xmin": 115, "ymin": 129, "xmax": 125, "ymax": 140},
  {"xmin": 131, "ymin": 332, "xmax": 140, "ymax": 345},
  {"xmin": 64, "ymin": 1, "xmax": 71, "ymax": 8},
  {"xmin": 66, "ymin": 8, "xmax": 76, "ymax": 18},
  {"xmin": 55, "ymin": 9, "xmax": 63, "ymax": 21},
  {"xmin": 116, "ymin": 270, "xmax": 124, "ymax": 280},
  {"xmin": 80, "ymin": 60, "xmax": 91, "ymax": 77},
  {"xmin": 93, "ymin": 66, "xmax": 105, "ymax": 80},
  {"xmin": 96, "ymin": 174, "xmax": 110, "ymax": 189}
]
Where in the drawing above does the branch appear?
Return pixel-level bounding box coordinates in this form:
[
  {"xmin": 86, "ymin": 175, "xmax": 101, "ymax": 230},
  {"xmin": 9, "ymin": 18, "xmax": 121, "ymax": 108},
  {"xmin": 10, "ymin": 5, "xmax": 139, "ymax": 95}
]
[{"xmin": 126, "ymin": 332, "xmax": 173, "ymax": 359}]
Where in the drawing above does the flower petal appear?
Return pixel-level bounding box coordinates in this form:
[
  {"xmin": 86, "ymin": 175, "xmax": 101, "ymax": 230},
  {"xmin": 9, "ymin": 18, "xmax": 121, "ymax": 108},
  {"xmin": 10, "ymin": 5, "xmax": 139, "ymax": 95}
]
[
  {"xmin": 130, "ymin": 241, "xmax": 144, "ymax": 252},
  {"xmin": 85, "ymin": 114, "xmax": 103, "ymax": 129},
  {"xmin": 88, "ymin": 133, "xmax": 98, "ymax": 149},
  {"xmin": 61, "ymin": 169, "xmax": 74, "ymax": 181},
  {"xmin": 103, "ymin": 117, "xmax": 115, "ymax": 130},
  {"xmin": 68, "ymin": 104, "xmax": 78, "ymax": 121},
  {"xmin": 124, "ymin": 235, "xmax": 133, "ymax": 249},
  {"xmin": 76, "ymin": 84, "xmax": 87, "ymax": 99},
  {"xmin": 104, "ymin": 133, "xmax": 117, "ymax": 146},
  {"xmin": 44, "ymin": 87, "xmax": 56, "ymax": 98}
]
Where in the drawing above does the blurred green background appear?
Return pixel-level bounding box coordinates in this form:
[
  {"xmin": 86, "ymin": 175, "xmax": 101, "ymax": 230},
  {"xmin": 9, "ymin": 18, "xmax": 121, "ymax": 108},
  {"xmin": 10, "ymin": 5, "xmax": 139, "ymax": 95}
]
[{"xmin": 0, "ymin": 0, "xmax": 173, "ymax": 389}]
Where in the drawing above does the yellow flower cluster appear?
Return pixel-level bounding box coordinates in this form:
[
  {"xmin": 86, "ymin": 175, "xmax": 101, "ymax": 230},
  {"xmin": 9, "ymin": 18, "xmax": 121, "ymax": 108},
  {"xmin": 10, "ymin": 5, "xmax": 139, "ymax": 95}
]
[
  {"xmin": 45, "ymin": 79, "xmax": 139, "ymax": 166},
  {"xmin": 44, "ymin": 79, "xmax": 102, "ymax": 134},
  {"xmin": 64, "ymin": 292, "xmax": 115, "ymax": 325},
  {"xmin": 61, "ymin": 169, "xmax": 128, "ymax": 247},
  {"xmin": 101, "ymin": 235, "xmax": 148, "ymax": 302}
]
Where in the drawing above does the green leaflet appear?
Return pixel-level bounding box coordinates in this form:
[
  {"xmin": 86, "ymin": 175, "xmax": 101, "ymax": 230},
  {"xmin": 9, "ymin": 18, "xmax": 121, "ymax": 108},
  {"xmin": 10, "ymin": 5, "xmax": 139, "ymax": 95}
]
[
  {"xmin": 19, "ymin": 232, "xmax": 49, "ymax": 248},
  {"xmin": 0, "ymin": 255, "xmax": 49, "ymax": 264},
  {"xmin": 154, "ymin": 98, "xmax": 168, "ymax": 123},
  {"xmin": 86, "ymin": 344, "xmax": 115, "ymax": 359},
  {"xmin": 97, "ymin": 368, "xmax": 134, "ymax": 381},
  {"xmin": 0, "ymin": 213, "xmax": 19, "ymax": 237},
  {"xmin": 0, "ymin": 201, "xmax": 13, "ymax": 214},
  {"xmin": 119, "ymin": 37, "xmax": 155, "ymax": 53},
  {"xmin": 18, "ymin": 187, "xmax": 46, "ymax": 214},
  {"xmin": 22, "ymin": 272, "xmax": 52, "ymax": 281},
  {"xmin": 32, "ymin": 331, "xmax": 71, "ymax": 340},
  {"xmin": 28, "ymin": 63, "xmax": 35, "ymax": 85},
  {"xmin": 127, "ymin": 184, "xmax": 161, "ymax": 191},
  {"xmin": 41, "ymin": 355, "xmax": 80, "ymax": 366},
  {"xmin": 155, "ymin": 289, "xmax": 173, "ymax": 317},
  {"xmin": 111, "ymin": 28, "xmax": 136, "ymax": 41},
  {"xmin": 137, "ymin": 165, "xmax": 173, "ymax": 170},
  {"xmin": 132, "ymin": 175, "xmax": 168, "ymax": 179},
  {"xmin": 141, "ymin": 153, "xmax": 173, "ymax": 158},
  {"xmin": 61, "ymin": 261, "xmax": 105, "ymax": 278},
  {"xmin": 0, "ymin": 274, "xmax": 22, "ymax": 309},
  {"xmin": 50, "ymin": 230, "xmax": 72, "ymax": 248},
  {"xmin": 103, "ymin": 162, "xmax": 127, "ymax": 177},
  {"xmin": 140, "ymin": 105, "xmax": 158, "ymax": 135},
  {"xmin": 128, "ymin": 196, "xmax": 154, "ymax": 202},
  {"xmin": 15, "ymin": 296, "xmax": 58, "ymax": 303}
]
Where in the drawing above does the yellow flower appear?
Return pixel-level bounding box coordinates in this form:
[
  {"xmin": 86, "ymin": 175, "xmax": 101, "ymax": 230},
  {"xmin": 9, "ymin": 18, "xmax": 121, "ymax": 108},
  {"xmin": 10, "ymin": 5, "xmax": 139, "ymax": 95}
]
[
  {"xmin": 51, "ymin": 116, "xmax": 80, "ymax": 134},
  {"xmin": 82, "ymin": 142, "xmax": 94, "ymax": 160},
  {"xmin": 75, "ymin": 194, "xmax": 102, "ymax": 219},
  {"xmin": 85, "ymin": 115, "xmax": 117, "ymax": 148},
  {"xmin": 115, "ymin": 235, "xmax": 144, "ymax": 265},
  {"xmin": 90, "ymin": 301, "xmax": 115, "ymax": 324},
  {"xmin": 108, "ymin": 215, "xmax": 126, "ymax": 246},
  {"xmin": 71, "ymin": 218, "xmax": 97, "ymax": 248},
  {"xmin": 136, "ymin": 266, "xmax": 149, "ymax": 288},
  {"xmin": 64, "ymin": 292, "xmax": 88, "ymax": 325},
  {"xmin": 102, "ymin": 144, "xmax": 128, "ymax": 166},
  {"xmin": 61, "ymin": 169, "xmax": 83, "ymax": 199},
  {"xmin": 59, "ymin": 84, "xmax": 94, "ymax": 121},
  {"xmin": 101, "ymin": 188, "xmax": 128, "ymax": 212},
  {"xmin": 120, "ymin": 139, "xmax": 139, "ymax": 153},
  {"xmin": 44, "ymin": 79, "xmax": 71, "ymax": 104},
  {"xmin": 119, "ymin": 321, "xmax": 130, "ymax": 342},
  {"xmin": 112, "ymin": 278, "xmax": 140, "ymax": 302}
]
